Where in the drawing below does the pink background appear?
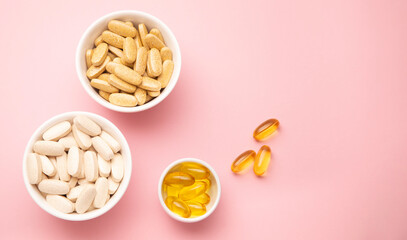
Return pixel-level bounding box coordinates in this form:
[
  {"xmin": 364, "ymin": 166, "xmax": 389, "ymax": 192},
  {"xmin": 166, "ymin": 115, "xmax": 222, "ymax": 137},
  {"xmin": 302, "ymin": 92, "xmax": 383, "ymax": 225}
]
[{"xmin": 1, "ymin": 0, "xmax": 407, "ymax": 239}]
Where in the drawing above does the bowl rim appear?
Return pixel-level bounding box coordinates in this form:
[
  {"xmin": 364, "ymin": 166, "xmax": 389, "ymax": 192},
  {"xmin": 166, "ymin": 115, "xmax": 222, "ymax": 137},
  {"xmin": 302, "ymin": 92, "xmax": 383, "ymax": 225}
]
[
  {"xmin": 158, "ymin": 158, "xmax": 221, "ymax": 223},
  {"xmin": 22, "ymin": 111, "xmax": 132, "ymax": 221},
  {"xmin": 75, "ymin": 10, "xmax": 182, "ymax": 113}
]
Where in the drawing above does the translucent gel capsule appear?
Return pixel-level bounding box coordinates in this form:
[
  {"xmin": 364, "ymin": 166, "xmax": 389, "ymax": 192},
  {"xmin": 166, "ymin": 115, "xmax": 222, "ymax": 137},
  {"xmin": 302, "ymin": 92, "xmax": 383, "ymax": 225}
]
[
  {"xmin": 231, "ymin": 150, "xmax": 256, "ymax": 173},
  {"xmin": 191, "ymin": 193, "xmax": 210, "ymax": 204},
  {"xmin": 163, "ymin": 172, "xmax": 195, "ymax": 187},
  {"xmin": 253, "ymin": 119, "xmax": 280, "ymax": 141},
  {"xmin": 186, "ymin": 201, "xmax": 206, "ymax": 217},
  {"xmin": 179, "ymin": 181, "xmax": 207, "ymax": 201},
  {"xmin": 171, "ymin": 198, "xmax": 191, "ymax": 218},
  {"xmin": 164, "ymin": 184, "xmax": 181, "ymax": 197},
  {"xmin": 198, "ymin": 178, "xmax": 211, "ymax": 190},
  {"xmin": 253, "ymin": 145, "xmax": 271, "ymax": 176},
  {"xmin": 180, "ymin": 162, "xmax": 210, "ymax": 180},
  {"xmin": 165, "ymin": 196, "xmax": 177, "ymax": 210}
]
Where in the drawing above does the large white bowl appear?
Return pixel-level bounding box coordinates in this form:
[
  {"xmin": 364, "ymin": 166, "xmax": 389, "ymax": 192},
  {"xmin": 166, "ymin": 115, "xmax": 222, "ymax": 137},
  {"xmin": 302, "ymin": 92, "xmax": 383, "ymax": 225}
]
[
  {"xmin": 76, "ymin": 10, "xmax": 181, "ymax": 113},
  {"xmin": 23, "ymin": 111, "xmax": 132, "ymax": 221},
  {"xmin": 158, "ymin": 158, "xmax": 221, "ymax": 223}
]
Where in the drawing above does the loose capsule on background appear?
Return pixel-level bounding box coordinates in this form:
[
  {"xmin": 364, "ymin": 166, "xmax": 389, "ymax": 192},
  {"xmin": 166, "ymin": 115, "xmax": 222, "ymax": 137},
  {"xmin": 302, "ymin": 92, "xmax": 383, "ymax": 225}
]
[
  {"xmin": 186, "ymin": 201, "xmax": 206, "ymax": 217},
  {"xmin": 191, "ymin": 193, "xmax": 210, "ymax": 204},
  {"xmin": 179, "ymin": 181, "xmax": 207, "ymax": 201},
  {"xmin": 180, "ymin": 162, "xmax": 210, "ymax": 180},
  {"xmin": 171, "ymin": 198, "xmax": 191, "ymax": 218},
  {"xmin": 253, "ymin": 145, "xmax": 271, "ymax": 176},
  {"xmin": 253, "ymin": 119, "xmax": 280, "ymax": 141},
  {"xmin": 231, "ymin": 150, "xmax": 256, "ymax": 173},
  {"xmin": 163, "ymin": 172, "xmax": 195, "ymax": 187}
]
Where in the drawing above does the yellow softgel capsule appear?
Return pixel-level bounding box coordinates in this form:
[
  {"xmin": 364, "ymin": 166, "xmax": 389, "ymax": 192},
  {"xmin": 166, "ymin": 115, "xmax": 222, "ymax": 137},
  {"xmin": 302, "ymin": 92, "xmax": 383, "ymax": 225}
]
[
  {"xmin": 180, "ymin": 162, "xmax": 210, "ymax": 180},
  {"xmin": 171, "ymin": 198, "xmax": 191, "ymax": 218},
  {"xmin": 186, "ymin": 201, "xmax": 206, "ymax": 217},
  {"xmin": 191, "ymin": 193, "xmax": 210, "ymax": 204},
  {"xmin": 253, "ymin": 145, "xmax": 271, "ymax": 176},
  {"xmin": 165, "ymin": 196, "xmax": 177, "ymax": 210},
  {"xmin": 198, "ymin": 178, "xmax": 211, "ymax": 190},
  {"xmin": 231, "ymin": 150, "xmax": 256, "ymax": 173},
  {"xmin": 253, "ymin": 119, "xmax": 280, "ymax": 141},
  {"xmin": 163, "ymin": 172, "xmax": 195, "ymax": 187},
  {"xmin": 164, "ymin": 184, "xmax": 181, "ymax": 197},
  {"xmin": 179, "ymin": 181, "xmax": 207, "ymax": 201}
]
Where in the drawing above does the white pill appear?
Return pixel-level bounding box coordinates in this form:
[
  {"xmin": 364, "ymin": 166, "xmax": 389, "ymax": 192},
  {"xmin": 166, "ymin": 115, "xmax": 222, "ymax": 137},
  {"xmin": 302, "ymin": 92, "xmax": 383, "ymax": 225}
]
[
  {"xmin": 68, "ymin": 177, "xmax": 78, "ymax": 188},
  {"xmin": 58, "ymin": 133, "xmax": 78, "ymax": 151},
  {"xmin": 67, "ymin": 185, "xmax": 84, "ymax": 202},
  {"xmin": 84, "ymin": 151, "xmax": 98, "ymax": 182},
  {"xmin": 50, "ymin": 170, "xmax": 60, "ymax": 180},
  {"xmin": 74, "ymin": 116, "xmax": 101, "ymax": 137},
  {"xmin": 72, "ymin": 124, "xmax": 92, "ymax": 150},
  {"xmin": 67, "ymin": 146, "xmax": 83, "ymax": 177},
  {"xmin": 46, "ymin": 195, "xmax": 74, "ymax": 214},
  {"xmin": 92, "ymin": 136, "xmax": 114, "ymax": 161},
  {"xmin": 108, "ymin": 176, "xmax": 120, "ymax": 194},
  {"xmin": 111, "ymin": 153, "xmax": 124, "ymax": 182},
  {"xmin": 94, "ymin": 177, "xmax": 109, "ymax": 208},
  {"xmin": 27, "ymin": 153, "xmax": 42, "ymax": 184},
  {"xmin": 78, "ymin": 179, "xmax": 91, "ymax": 185},
  {"xmin": 98, "ymin": 154, "xmax": 111, "ymax": 177},
  {"xmin": 38, "ymin": 179, "xmax": 69, "ymax": 195},
  {"xmin": 42, "ymin": 121, "xmax": 71, "ymax": 141},
  {"xmin": 33, "ymin": 141, "xmax": 65, "ymax": 156},
  {"xmin": 100, "ymin": 131, "xmax": 121, "ymax": 153},
  {"xmin": 39, "ymin": 155, "xmax": 56, "ymax": 177},
  {"xmin": 75, "ymin": 185, "xmax": 96, "ymax": 214},
  {"xmin": 56, "ymin": 152, "xmax": 70, "ymax": 181}
]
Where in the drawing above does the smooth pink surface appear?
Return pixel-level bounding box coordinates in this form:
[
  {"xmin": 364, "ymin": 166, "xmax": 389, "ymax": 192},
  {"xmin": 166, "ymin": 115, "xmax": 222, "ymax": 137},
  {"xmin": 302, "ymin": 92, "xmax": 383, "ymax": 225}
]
[{"xmin": 1, "ymin": 0, "xmax": 407, "ymax": 239}]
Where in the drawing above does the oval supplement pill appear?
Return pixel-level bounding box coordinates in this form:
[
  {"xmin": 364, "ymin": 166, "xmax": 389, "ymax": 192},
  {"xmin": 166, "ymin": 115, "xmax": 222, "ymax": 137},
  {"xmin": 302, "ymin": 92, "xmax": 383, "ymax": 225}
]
[
  {"xmin": 160, "ymin": 47, "xmax": 172, "ymax": 61},
  {"xmin": 33, "ymin": 141, "xmax": 65, "ymax": 156},
  {"xmin": 134, "ymin": 47, "xmax": 148, "ymax": 75},
  {"xmin": 100, "ymin": 131, "xmax": 121, "ymax": 153},
  {"xmin": 84, "ymin": 151, "xmax": 98, "ymax": 182},
  {"xmin": 145, "ymin": 34, "xmax": 165, "ymax": 50},
  {"xmin": 102, "ymin": 31, "xmax": 124, "ymax": 49},
  {"xmin": 147, "ymin": 48, "xmax": 162, "ymax": 77},
  {"xmin": 27, "ymin": 153, "xmax": 42, "ymax": 184},
  {"xmin": 123, "ymin": 37, "xmax": 137, "ymax": 64},
  {"xmin": 139, "ymin": 76, "xmax": 161, "ymax": 92},
  {"xmin": 231, "ymin": 150, "xmax": 256, "ymax": 173},
  {"xmin": 108, "ymin": 20, "xmax": 137, "ymax": 38},
  {"xmin": 93, "ymin": 177, "xmax": 109, "ymax": 208},
  {"xmin": 39, "ymin": 155, "xmax": 56, "ymax": 177},
  {"xmin": 186, "ymin": 201, "xmax": 206, "ymax": 217},
  {"xmin": 38, "ymin": 179, "xmax": 70, "ymax": 195},
  {"xmin": 164, "ymin": 172, "xmax": 195, "ymax": 187},
  {"xmin": 72, "ymin": 124, "xmax": 92, "ymax": 150},
  {"xmin": 253, "ymin": 145, "xmax": 271, "ymax": 176},
  {"xmin": 91, "ymin": 43, "xmax": 108, "ymax": 67},
  {"xmin": 46, "ymin": 195, "xmax": 74, "ymax": 214},
  {"xmin": 138, "ymin": 23, "xmax": 149, "ymax": 50},
  {"xmin": 109, "ymin": 93, "xmax": 138, "ymax": 107},
  {"xmin": 111, "ymin": 64, "xmax": 142, "ymax": 86},
  {"xmin": 92, "ymin": 136, "xmax": 114, "ymax": 161},
  {"xmin": 67, "ymin": 146, "xmax": 83, "ymax": 177},
  {"xmin": 75, "ymin": 185, "xmax": 97, "ymax": 214},
  {"xmin": 98, "ymin": 154, "xmax": 111, "ymax": 177},
  {"xmin": 157, "ymin": 60, "xmax": 174, "ymax": 88},
  {"xmin": 108, "ymin": 74, "xmax": 136, "ymax": 93},
  {"xmin": 73, "ymin": 115, "xmax": 101, "ymax": 137},
  {"xmin": 253, "ymin": 119, "xmax": 280, "ymax": 141},
  {"xmin": 56, "ymin": 152, "xmax": 71, "ymax": 181},
  {"xmin": 111, "ymin": 153, "xmax": 124, "ymax": 182},
  {"xmin": 86, "ymin": 56, "xmax": 111, "ymax": 79}
]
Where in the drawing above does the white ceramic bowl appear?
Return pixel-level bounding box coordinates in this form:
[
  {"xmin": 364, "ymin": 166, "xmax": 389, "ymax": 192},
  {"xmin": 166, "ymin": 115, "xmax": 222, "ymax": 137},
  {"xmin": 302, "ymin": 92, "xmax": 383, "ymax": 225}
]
[
  {"xmin": 76, "ymin": 10, "xmax": 181, "ymax": 113},
  {"xmin": 158, "ymin": 158, "xmax": 221, "ymax": 223},
  {"xmin": 23, "ymin": 111, "xmax": 132, "ymax": 221}
]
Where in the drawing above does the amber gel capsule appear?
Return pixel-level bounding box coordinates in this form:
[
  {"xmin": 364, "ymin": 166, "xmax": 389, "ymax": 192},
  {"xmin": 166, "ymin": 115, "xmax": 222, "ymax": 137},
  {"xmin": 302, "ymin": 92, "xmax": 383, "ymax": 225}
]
[
  {"xmin": 253, "ymin": 119, "xmax": 280, "ymax": 141},
  {"xmin": 253, "ymin": 145, "xmax": 271, "ymax": 176},
  {"xmin": 163, "ymin": 172, "xmax": 195, "ymax": 187},
  {"xmin": 191, "ymin": 193, "xmax": 210, "ymax": 204},
  {"xmin": 180, "ymin": 162, "xmax": 210, "ymax": 180},
  {"xmin": 231, "ymin": 150, "xmax": 256, "ymax": 173},
  {"xmin": 186, "ymin": 201, "xmax": 206, "ymax": 217},
  {"xmin": 164, "ymin": 184, "xmax": 181, "ymax": 197},
  {"xmin": 179, "ymin": 181, "xmax": 207, "ymax": 201},
  {"xmin": 171, "ymin": 198, "xmax": 191, "ymax": 218}
]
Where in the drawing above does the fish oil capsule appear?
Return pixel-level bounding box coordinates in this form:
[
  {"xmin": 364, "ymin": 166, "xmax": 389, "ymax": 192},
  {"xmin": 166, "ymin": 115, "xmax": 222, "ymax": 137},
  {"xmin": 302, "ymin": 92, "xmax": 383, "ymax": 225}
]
[
  {"xmin": 164, "ymin": 172, "xmax": 195, "ymax": 187},
  {"xmin": 164, "ymin": 184, "xmax": 181, "ymax": 197},
  {"xmin": 180, "ymin": 162, "xmax": 210, "ymax": 180},
  {"xmin": 253, "ymin": 145, "xmax": 271, "ymax": 176},
  {"xmin": 165, "ymin": 196, "xmax": 177, "ymax": 210},
  {"xmin": 171, "ymin": 198, "xmax": 191, "ymax": 218},
  {"xmin": 231, "ymin": 150, "xmax": 256, "ymax": 173},
  {"xmin": 186, "ymin": 201, "xmax": 206, "ymax": 217},
  {"xmin": 179, "ymin": 181, "xmax": 207, "ymax": 201},
  {"xmin": 191, "ymin": 193, "xmax": 210, "ymax": 204},
  {"xmin": 198, "ymin": 178, "xmax": 211, "ymax": 190},
  {"xmin": 253, "ymin": 119, "xmax": 280, "ymax": 141}
]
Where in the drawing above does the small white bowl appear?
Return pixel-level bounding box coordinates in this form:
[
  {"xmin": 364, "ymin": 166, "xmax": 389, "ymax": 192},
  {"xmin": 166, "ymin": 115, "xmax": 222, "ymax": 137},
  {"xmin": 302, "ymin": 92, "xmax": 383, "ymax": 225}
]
[
  {"xmin": 158, "ymin": 158, "xmax": 221, "ymax": 223},
  {"xmin": 23, "ymin": 111, "xmax": 132, "ymax": 221},
  {"xmin": 76, "ymin": 10, "xmax": 181, "ymax": 113}
]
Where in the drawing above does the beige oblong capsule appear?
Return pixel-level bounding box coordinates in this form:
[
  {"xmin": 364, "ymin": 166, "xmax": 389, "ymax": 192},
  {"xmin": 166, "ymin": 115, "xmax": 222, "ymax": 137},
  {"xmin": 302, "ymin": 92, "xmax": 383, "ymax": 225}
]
[
  {"xmin": 109, "ymin": 93, "xmax": 138, "ymax": 107},
  {"xmin": 98, "ymin": 154, "xmax": 111, "ymax": 177},
  {"xmin": 108, "ymin": 176, "xmax": 120, "ymax": 194},
  {"xmin": 134, "ymin": 88, "xmax": 147, "ymax": 105},
  {"xmin": 67, "ymin": 146, "xmax": 83, "ymax": 177},
  {"xmin": 147, "ymin": 48, "xmax": 162, "ymax": 77},
  {"xmin": 160, "ymin": 47, "xmax": 172, "ymax": 61},
  {"xmin": 27, "ymin": 153, "xmax": 42, "ymax": 184},
  {"xmin": 100, "ymin": 131, "xmax": 121, "ymax": 153},
  {"xmin": 148, "ymin": 91, "xmax": 160, "ymax": 97},
  {"xmin": 91, "ymin": 43, "xmax": 108, "ymax": 66},
  {"xmin": 75, "ymin": 184, "xmax": 96, "ymax": 214},
  {"xmin": 56, "ymin": 152, "xmax": 70, "ymax": 181},
  {"xmin": 98, "ymin": 73, "xmax": 110, "ymax": 82},
  {"xmin": 111, "ymin": 153, "xmax": 124, "ymax": 182},
  {"xmin": 94, "ymin": 177, "xmax": 109, "ymax": 208},
  {"xmin": 67, "ymin": 185, "xmax": 83, "ymax": 201},
  {"xmin": 72, "ymin": 124, "xmax": 92, "ymax": 150},
  {"xmin": 102, "ymin": 31, "xmax": 124, "ymax": 49},
  {"xmin": 99, "ymin": 90, "xmax": 111, "ymax": 101},
  {"xmin": 134, "ymin": 32, "xmax": 143, "ymax": 49},
  {"xmin": 85, "ymin": 49, "xmax": 93, "ymax": 68},
  {"xmin": 92, "ymin": 136, "xmax": 114, "ymax": 161},
  {"xmin": 145, "ymin": 34, "xmax": 165, "ymax": 50},
  {"xmin": 124, "ymin": 21, "xmax": 133, "ymax": 27},
  {"xmin": 108, "ymin": 20, "xmax": 137, "ymax": 38},
  {"xmin": 38, "ymin": 179, "xmax": 70, "ymax": 195},
  {"xmin": 150, "ymin": 28, "xmax": 164, "ymax": 42},
  {"xmin": 39, "ymin": 155, "xmax": 56, "ymax": 177},
  {"xmin": 108, "ymin": 45, "xmax": 124, "ymax": 59},
  {"xmin": 90, "ymin": 79, "xmax": 119, "ymax": 93},
  {"xmin": 138, "ymin": 23, "xmax": 149, "ymax": 50},
  {"xmin": 111, "ymin": 64, "xmax": 142, "ymax": 86},
  {"xmin": 73, "ymin": 115, "xmax": 101, "ymax": 137},
  {"xmin": 34, "ymin": 141, "xmax": 65, "ymax": 156},
  {"xmin": 58, "ymin": 133, "xmax": 78, "ymax": 151},
  {"xmin": 68, "ymin": 177, "xmax": 78, "ymax": 189},
  {"xmin": 84, "ymin": 151, "xmax": 98, "ymax": 182},
  {"xmin": 46, "ymin": 195, "xmax": 74, "ymax": 213},
  {"xmin": 139, "ymin": 76, "xmax": 162, "ymax": 91},
  {"xmin": 42, "ymin": 121, "xmax": 71, "ymax": 141},
  {"xmin": 119, "ymin": 57, "xmax": 134, "ymax": 68},
  {"xmin": 123, "ymin": 37, "xmax": 137, "ymax": 64},
  {"xmin": 108, "ymin": 74, "xmax": 136, "ymax": 93},
  {"xmin": 94, "ymin": 35, "xmax": 104, "ymax": 46},
  {"xmin": 134, "ymin": 47, "xmax": 148, "ymax": 75},
  {"xmin": 86, "ymin": 56, "xmax": 111, "ymax": 79},
  {"xmin": 157, "ymin": 60, "xmax": 174, "ymax": 88}
]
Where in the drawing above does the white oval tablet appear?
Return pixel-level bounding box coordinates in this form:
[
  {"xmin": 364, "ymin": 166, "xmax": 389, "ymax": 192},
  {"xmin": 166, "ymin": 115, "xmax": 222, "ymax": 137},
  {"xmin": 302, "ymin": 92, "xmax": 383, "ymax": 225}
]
[
  {"xmin": 74, "ymin": 116, "xmax": 101, "ymax": 137},
  {"xmin": 75, "ymin": 185, "xmax": 96, "ymax": 214},
  {"xmin": 111, "ymin": 153, "xmax": 124, "ymax": 182},
  {"xmin": 72, "ymin": 125, "xmax": 92, "ymax": 150},
  {"xmin": 67, "ymin": 185, "xmax": 84, "ymax": 202},
  {"xmin": 58, "ymin": 133, "xmax": 78, "ymax": 151},
  {"xmin": 46, "ymin": 195, "xmax": 74, "ymax": 214},
  {"xmin": 98, "ymin": 154, "xmax": 111, "ymax": 177},
  {"xmin": 108, "ymin": 176, "xmax": 120, "ymax": 194},
  {"xmin": 84, "ymin": 151, "xmax": 98, "ymax": 182},
  {"xmin": 94, "ymin": 177, "xmax": 109, "ymax": 208},
  {"xmin": 67, "ymin": 146, "xmax": 83, "ymax": 177},
  {"xmin": 56, "ymin": 152, "xmax": 70, "ymax": 181},
  {"xmin": 92, "ymin": 136, "xmax": 114, "ymax": 161},
  {"xmin": 39, "ymin": 155, "xmax": 56, "ymax": 177},
  {"xmin": 33, "ymin": 141, "xmax": 65, "ymax": 156},
  {"xmin": 27, "ymin": 153, "xmax": 42, "ymax": 184},
  {"xmin": 42, "ymin": 121, "xmax": 71, "ymax": 141},
  {"xmin": 38, "ymin": 179, "xmax": 69, "ymax": 195},
  {"xmin": 100, "ymin": 131, "xmax": 121, "ymax": 153}
]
